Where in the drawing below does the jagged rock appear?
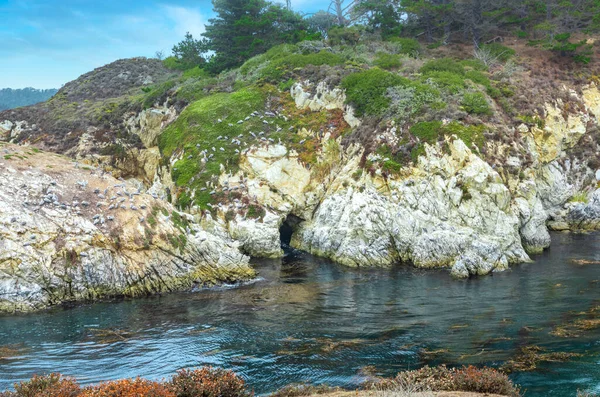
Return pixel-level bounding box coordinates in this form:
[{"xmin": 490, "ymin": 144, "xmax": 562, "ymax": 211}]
[
  {"xmin": 566, "ymin": 189, "xmax": 600, "ymax": 230},
  {"xmin": 291, "ymin": 81, "xmax": 361, "ymax": 128},
  {"xmin": 125, "ymin": 105, "xmax": 178, "ymax": 148},
  {"xmin": 0, "ymin": 145, "xmax": 254, "ymax": 313},
  {"xmin": 292, "ymin": 140, "xmax": 529, "ymax": 276}
]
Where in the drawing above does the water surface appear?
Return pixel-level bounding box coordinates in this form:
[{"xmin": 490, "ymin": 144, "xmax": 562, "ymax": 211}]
[{"xmin": 0, "ymin": 232, "xmax": 599, "ymax": 396}]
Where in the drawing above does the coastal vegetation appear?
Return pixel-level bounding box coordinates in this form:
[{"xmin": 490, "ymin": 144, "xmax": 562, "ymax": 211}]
[{"xmin": 0, "ymin": 365, "xmax": 522, "ymax": 397}]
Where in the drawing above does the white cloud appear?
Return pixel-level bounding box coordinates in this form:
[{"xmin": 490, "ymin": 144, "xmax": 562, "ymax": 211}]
[{"xmin": 163, "ymin": 5, "xmax": 206, "ymax": 39}]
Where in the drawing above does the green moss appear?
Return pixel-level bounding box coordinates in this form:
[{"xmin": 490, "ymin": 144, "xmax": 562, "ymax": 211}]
[
  {"xmin": 341, "ymin": 68, "xmax": 409, "ymax": 116},
  {"xmin": 462, "ymin": 92, "xmax": 492, "ymax": 115},
  {"xmin": 410, "ymin": 121, "xmax": 443, "ymax": 143},
  {"xmin": 159, "ymin": 88, "xmax": 270, "ymax": 210},
  {"xmin": 442, "ymin": 121, "xmax": 486, "ymax": 149},
  {"xmin": 374, "ymin": 52, "xmax": 402, "ymax": 70},
  {"xmin": 246, "ymin": 204, "xmax": 266, "ymax": 220}
]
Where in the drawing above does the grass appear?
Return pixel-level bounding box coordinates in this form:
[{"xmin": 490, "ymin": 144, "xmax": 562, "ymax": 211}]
[{"xmin": 570, "ymin": 191, "xmax": 590, "ymax": 203}]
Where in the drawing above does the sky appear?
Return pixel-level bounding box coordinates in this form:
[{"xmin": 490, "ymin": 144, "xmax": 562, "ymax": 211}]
[{"xmin": 0, "ymin": 0, "xmax": 325, "ymax": 89}]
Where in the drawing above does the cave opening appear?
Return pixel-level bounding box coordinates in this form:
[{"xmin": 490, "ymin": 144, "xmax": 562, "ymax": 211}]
[{"xmin": 279, "ymin": 214, "xmax": 303, "ymax": 248}]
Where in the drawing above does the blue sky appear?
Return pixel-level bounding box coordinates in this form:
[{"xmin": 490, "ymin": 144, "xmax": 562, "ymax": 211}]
[{"xmin": 0, "ymin": 0, "xmax": 325, "ymax": 89}]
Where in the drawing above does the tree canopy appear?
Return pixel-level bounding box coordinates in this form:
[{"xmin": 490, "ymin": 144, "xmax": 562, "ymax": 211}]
[{"xmin": 166, "ymin": 0, "xmax": 600, "ymax": 74}]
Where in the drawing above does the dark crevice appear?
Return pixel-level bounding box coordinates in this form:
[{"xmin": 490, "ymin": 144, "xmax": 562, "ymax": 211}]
[{"xmin": 279, "ymin": 214, "xmax": 304, "ymax": 249}]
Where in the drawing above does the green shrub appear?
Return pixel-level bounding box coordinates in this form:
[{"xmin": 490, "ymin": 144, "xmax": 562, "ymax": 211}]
[
  {"xmin": 374, "ymin": 52, "xmax": 402, "ymax": 70},
  {"xmin": 259, "ymin": 51, "xmax": 345, "ymax": 82},
  {"xmin": 420, "ymin": 58, "xmax": 465, "ymax": 75},
  {"xmin": 278, "ymin": 78, "xmax": 296, "ymax": 92},
  {"xmin": 176, "ymin": 77, "xmax": 218, "ymax": 103},
  {"xmin": 388, "ymin": 83, "xmax": 442, "ymax": 122},
  {"xmin": 460, "ymin": 59, "xmax": 488, "ymax": 71},
  {"xmin": 341, "ymin": 68, "xmax": 409, "ymax": 116},
  {"xmin": 387, "ymin": 37, "xmax": 421, "ymax": 56},
  {"xmin": 163, "ymin": 56, "xmax": 183, "ymax": 70},
  {"xmin": 464, "ymin": 70, "xmax": 491, "ymax": 87},
  {"xmin": 328, "ymin": 26, "xmax": 362, "ymax": 46},
  {"xmin": 481, "ymin": 43, "xmax": 516, "ymax": 62},
  {"xmin": 424, "ymin": 71, "xmax": 466, "ymax": 93},
  {"xmin": 182, "ymin": 67, "xmax": 209, "ymax": 80},
  {"xmin": 462, "ymin": 92, "xmax": 491, "ymax": 115}
]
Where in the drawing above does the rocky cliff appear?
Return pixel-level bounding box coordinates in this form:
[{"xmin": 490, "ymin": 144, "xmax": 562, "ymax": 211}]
[
  {"xmin": 1, "ymin": 39, "xmax": 600, "ymax": 312},
  {"xmin": 0, "ymin": 143, "xmax": 253, "ymax": 313}
]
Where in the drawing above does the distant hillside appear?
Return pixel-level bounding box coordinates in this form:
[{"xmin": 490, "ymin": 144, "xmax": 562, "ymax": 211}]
[{"xmin": 0, "ymin": 88, "xmax": 58, "ymax": 110}]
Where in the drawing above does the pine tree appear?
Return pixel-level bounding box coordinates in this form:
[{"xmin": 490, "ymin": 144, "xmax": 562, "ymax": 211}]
[{"xmin": 203, "ymin": 0, "xmax": 311, "ymax": 73}]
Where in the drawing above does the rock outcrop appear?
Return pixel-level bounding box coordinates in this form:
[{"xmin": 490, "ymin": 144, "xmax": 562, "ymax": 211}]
[{"xmin": 0, "ymin": 144, "xmax": 254, "ymax": 313}]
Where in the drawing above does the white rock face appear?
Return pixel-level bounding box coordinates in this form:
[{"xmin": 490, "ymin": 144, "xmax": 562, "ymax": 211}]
[
  {"xmin": 567, "ymin": 189, "xmax": 600, "ymax": 229},
  {"xmin": 291, "ymin": 81, "xmax": 361, "ymax": 128},
  {"xmin": 0, "ymin": 144, "xmax": 253, "ymax": 313},
  {"xmin": 293, "ymin": 140, "xmax": 529, "ymax": 277},
  {"xmin": 125, "ymin": 105, "xmax": 178, "ymax": 148}
]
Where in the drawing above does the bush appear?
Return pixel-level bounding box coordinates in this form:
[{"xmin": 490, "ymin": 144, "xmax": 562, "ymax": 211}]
[
  {"xmin": 420, "ymin": 58, "xmax": 465, "ymax": 76},
  {"xmin": 169, "ymin": 368, "xmax": 251, "ymax": 397},
  {"xmin": 460, "ymin": 59, "xmax": 488, "ymax": 71},
  {"xmin": 389, "ymin": 365, "xmax": 520, "ymax": 397},
  {"xmin": 462, "ymin": 92, "xmax": 491, "ymax": 115},
  {"xmin": 424, "ymin": 71, "xmax": 466, "ymax": 93},
  {"xmin": 79, "ymin": 379, "xmax": 174, "ymax": 397},
  {"xmin": 410, "ymin": 121, "xmax": 442, "ymax": 143},
  {"xmin": 259, "ymin": 51, "xmax": 345, "ymax": 82},
  {"xmin": 13, "ymin": 374, "xmax": 80, "ymax": 397},
  {"xmin": 387, "ymin": 37, "xmax": 421, "ymax": 57},
  {"xmin": 341, "ymin": 68, "xmax": 409, "ymax": 116},
  {"xmin": 182, "ymin": 67, "xmax": 209, "ymax": 80},
  {"xmin": 328, "ymin": 26, "xmax": 362, "ymax": 46},
  {"xmin": 373, "ymin": 53, "xmax": 402, "ymax": 70}
]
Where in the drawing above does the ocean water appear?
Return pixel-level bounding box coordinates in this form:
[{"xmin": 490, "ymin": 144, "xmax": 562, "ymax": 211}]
[{"xmin": 0, "ymin": 232, "xmax": 598, "ymax": 396}]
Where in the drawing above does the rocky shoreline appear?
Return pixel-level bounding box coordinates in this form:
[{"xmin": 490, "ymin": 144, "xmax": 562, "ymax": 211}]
[
  {"xmin": 1, "ymin": 51, "xmax": 600, "ymax": 313},
  {"xmin": 0, "ymin": 143, "xmax": 254, "ymax": 313}
]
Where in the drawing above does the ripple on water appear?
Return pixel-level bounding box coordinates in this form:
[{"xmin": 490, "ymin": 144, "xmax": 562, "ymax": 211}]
[{"xmin": 0, "ymin": 232, "xmax": 598, "ymax": 397}]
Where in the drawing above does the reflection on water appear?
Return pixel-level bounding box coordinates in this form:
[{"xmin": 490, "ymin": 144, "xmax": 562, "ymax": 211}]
[{"xmin": 0, "ymin": 232, "xmax": 599, "ymax": 396}]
